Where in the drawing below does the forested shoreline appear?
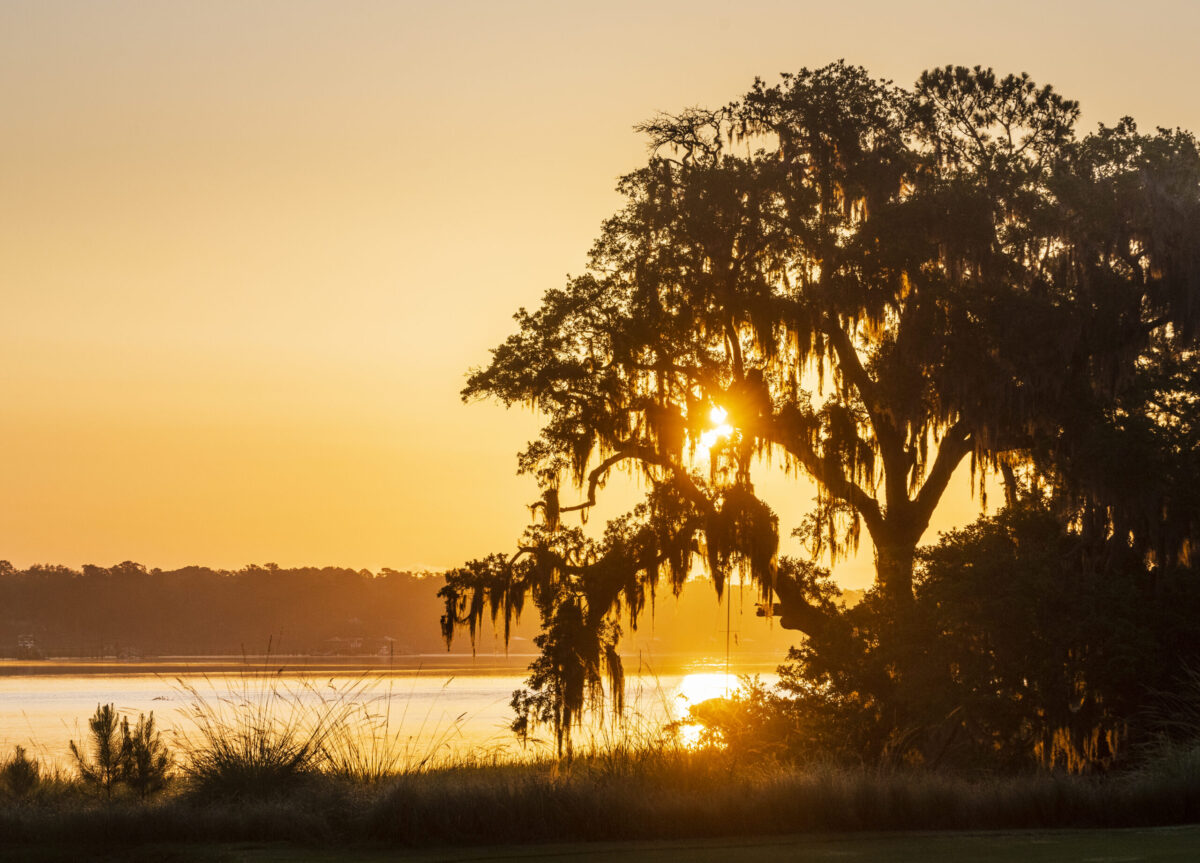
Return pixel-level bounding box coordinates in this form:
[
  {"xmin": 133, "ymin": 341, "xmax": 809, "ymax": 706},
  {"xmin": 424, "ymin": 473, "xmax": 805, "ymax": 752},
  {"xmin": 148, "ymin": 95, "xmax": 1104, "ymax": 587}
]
[
  {"xmin": 0, "ymin": 561, "xmax": 802, "ymax": 660},
  {"xmin": 0, "ymin": 562, "xmax": 445, "ymax": 657}
]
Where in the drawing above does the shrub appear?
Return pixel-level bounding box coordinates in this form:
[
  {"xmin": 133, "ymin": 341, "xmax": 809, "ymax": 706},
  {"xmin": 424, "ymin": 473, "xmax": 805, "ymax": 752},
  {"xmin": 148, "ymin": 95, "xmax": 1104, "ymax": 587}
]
[
  {"xmin": 1, "ymin": 745, "xmax": 42, "ymax": 799},
  {"xmin": 682, "ymin": 677, "xmax": 804, "ymax": 762}
]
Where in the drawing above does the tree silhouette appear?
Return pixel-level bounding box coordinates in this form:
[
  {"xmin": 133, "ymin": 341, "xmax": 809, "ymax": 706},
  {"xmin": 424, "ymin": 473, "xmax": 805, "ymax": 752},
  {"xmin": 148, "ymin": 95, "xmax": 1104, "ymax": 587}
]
[
  {"xmin": 441, "ymin": 63, "xmax": 1200, "ymax": 753},
  {"xmin": 70, "ymin": 703, "xmax": 125, "ymax": 799},
  {"xmin": 121, "ymin": 711, "xmax": 172, "ymax": 799}
]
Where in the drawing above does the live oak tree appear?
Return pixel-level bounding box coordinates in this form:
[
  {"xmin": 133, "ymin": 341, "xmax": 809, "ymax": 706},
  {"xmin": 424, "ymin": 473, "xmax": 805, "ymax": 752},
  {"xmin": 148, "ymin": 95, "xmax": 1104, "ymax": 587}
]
[{"xmin": 441, "ymin": 62, "xmax": 1200, "ymax": 756}]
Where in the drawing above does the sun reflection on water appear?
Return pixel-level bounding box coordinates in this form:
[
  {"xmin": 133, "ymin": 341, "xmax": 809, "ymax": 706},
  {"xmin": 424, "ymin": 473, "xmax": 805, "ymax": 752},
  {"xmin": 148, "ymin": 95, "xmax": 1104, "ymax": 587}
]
[{"xmin": 673, "ymin": 672, "xmax": 739, "ymax": 747}]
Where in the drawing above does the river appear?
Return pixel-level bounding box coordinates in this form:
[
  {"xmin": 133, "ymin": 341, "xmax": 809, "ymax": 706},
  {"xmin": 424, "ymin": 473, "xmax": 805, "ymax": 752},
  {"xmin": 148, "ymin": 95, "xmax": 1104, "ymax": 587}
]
[{"xmin": 0, "ymin": 654, "xmax": 781, "ymax": 768}]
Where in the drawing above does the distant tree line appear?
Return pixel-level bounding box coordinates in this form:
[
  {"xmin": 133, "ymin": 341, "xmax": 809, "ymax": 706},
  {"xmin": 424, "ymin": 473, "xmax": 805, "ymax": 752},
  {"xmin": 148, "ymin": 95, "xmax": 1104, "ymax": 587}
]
[
  {"xmin": 0, "ymin": 562, "xmax": 448, "ymax": 657},
  {"xmin": 0, "ymin": 561, "xmax": 794, "ymax": 661}
]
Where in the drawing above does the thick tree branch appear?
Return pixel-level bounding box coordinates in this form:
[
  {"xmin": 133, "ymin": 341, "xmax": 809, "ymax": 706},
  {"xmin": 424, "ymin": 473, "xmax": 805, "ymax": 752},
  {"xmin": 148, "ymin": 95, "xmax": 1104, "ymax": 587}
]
[
  {"xmin": 821, "ymin": 315, "xmax": 905, "ymax": 439},
  {"xmin": 511, "ymin": 546, "xmax": 585, "ymax": 576},
  {"xmin": 758, "ymin": 570, "xmax": 837, "ymax": 637},
  {"xmin": 820, "ymin": 315, "xmax": 910, "ymax": 509},
  {"xmin": 912, "ymin": 421, "xmax": 975, "ymax": 529},
  {"xmin": 764, "ymin": 412, "xmax": 886, "ymax": 537}
]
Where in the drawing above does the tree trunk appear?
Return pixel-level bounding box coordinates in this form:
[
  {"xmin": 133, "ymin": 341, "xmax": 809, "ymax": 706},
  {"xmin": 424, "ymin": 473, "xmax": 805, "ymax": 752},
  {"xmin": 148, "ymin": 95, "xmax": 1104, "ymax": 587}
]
[
  {"xmin": 764, "ymin": 520, "xmax": 922, "ymax": 633},
  {"xmin": 872, "ymin": 505, "xmax": 926, "ymax": 605},
  {"xmin": 874, "ymin": 540, "xmax": 917, "ymax": 606}
]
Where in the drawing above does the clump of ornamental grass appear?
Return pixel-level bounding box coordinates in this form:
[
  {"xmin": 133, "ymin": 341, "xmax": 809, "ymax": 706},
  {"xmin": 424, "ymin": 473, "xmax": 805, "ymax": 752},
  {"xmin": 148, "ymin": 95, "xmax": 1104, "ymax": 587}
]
[
  {"xmin": 1142, "ymin": 662, "xmax": 1200, "ymax": 746},
  {"xmin": 174, "ymin": 669, "xmax": 483, "ymax": 797},
  {"xmin": 1115, "ymin": 663, "xmax": 1200, "ymax": 823},
  {"xmin": 174, "ymin": 672, "xmax": 353, "ymax": 798},
  {"xmin": 319, "ymin": 676, "xmax": 480, "ymax": 782},
  {"xmin": 562, "ymin": 704, "xmax": 691, "ymax": 778}
]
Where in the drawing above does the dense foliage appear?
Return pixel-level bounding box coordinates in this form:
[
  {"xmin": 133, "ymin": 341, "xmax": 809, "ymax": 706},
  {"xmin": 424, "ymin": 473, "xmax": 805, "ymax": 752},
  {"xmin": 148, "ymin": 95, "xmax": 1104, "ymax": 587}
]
[
  {"xmin": 754, "ymin": 499, "xmax": 1200, "ymax": 772},
  {"xmin": 442, "ymin": 62, "xmax": 1200, "ymax": 765}
]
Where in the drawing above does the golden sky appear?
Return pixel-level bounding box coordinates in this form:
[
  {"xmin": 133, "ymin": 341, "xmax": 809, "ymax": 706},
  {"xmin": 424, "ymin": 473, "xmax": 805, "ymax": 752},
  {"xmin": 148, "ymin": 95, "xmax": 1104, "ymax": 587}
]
[{"xmin": 2, "ymin": 1, "xmax": 1198, "ymax": 587}]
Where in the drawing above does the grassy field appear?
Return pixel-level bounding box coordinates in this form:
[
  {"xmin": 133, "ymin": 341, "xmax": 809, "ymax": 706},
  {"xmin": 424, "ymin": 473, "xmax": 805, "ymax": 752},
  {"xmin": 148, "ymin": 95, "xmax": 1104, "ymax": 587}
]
[
  {"xmin": 4, "ymin": 751, "xmax": 1200, "ymax": 853},
  {"xmin": 7, "ymin": 826, "xmax": 1200, "ymax": 862}
]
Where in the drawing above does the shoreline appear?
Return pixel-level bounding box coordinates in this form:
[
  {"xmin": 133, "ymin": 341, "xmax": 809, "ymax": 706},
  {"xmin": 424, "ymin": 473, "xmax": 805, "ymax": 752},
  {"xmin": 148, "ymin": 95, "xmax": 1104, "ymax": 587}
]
[{"xmin": 0, "ymin": 654, "xmax": 784, "ymax": 678}]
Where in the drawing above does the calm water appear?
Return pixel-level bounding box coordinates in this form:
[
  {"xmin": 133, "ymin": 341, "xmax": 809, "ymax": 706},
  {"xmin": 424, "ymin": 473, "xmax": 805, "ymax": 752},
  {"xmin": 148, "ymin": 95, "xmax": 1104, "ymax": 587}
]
[{"xmin": 0, "ymin": 654, "xmax": 780, "ymax": 767}]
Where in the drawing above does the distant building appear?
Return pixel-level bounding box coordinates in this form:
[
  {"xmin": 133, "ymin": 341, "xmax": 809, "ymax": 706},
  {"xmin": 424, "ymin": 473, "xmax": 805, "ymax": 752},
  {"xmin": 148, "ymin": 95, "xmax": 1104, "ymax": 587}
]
[
  {"xmin": 16, "ymin": 634, "xmax": 43, "ymax": 659},
  {"xmin": 324, "ymin": 635, "xmax": 365, "ymax": 655}
]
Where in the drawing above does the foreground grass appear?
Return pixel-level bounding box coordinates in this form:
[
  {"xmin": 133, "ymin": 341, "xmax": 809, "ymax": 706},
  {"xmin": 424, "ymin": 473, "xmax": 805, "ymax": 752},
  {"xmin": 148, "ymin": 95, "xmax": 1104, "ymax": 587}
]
[
  {"xmin": 3, "ymin": 744, "xmax": 1200, "ymax": 852},
  {"xmin": 7, "ymin": 671, "xmax": 1200, "ymax": 854}
]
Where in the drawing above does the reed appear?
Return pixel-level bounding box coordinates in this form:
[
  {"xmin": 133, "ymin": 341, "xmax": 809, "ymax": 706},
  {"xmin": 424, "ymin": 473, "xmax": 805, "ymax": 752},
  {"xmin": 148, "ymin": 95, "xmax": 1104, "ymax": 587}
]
[
  {"xmin": 172, "ymin": 670, "xmax": 360, "ymax": 797},
  {"xmin": 170, "ymin": 666, "xmax": 493, "ymax": 796},
  {"xmin": 319, "ymin": 675, "xmax": 477, "ymax": 782}
]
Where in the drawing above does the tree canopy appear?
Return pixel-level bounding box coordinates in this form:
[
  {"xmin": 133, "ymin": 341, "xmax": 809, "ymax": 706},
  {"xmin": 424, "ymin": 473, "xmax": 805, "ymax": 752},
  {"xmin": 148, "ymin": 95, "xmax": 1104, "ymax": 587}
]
[{"xmin": 441, "ymin": 62, "xmax": 1200, "ymax": 758}]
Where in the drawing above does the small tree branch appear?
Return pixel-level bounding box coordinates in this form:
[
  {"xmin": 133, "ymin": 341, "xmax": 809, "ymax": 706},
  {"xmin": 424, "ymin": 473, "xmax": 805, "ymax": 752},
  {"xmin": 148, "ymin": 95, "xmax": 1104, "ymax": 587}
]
[{"xmin": 559, "ymin": 447, "xmax": 661, "ymax": 514}]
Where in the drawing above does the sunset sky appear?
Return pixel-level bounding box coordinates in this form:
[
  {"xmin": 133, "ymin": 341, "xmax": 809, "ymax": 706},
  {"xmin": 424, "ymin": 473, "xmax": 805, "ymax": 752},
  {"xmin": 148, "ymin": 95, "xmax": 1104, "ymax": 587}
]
[{"xmin": 3, "ymin": 1, "xmax": 1198, "ymax": 587}]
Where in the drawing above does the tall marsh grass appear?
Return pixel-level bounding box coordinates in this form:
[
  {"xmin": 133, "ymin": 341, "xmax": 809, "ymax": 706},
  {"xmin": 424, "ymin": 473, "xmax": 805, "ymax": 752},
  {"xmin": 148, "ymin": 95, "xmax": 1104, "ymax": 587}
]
[
  {"xmin": 172, "ymin": 668, "xmax": 481, "ymax": 797},
  {"xmin": 320, "ymin": 676, "xmax": 476, "ymax": 782}
]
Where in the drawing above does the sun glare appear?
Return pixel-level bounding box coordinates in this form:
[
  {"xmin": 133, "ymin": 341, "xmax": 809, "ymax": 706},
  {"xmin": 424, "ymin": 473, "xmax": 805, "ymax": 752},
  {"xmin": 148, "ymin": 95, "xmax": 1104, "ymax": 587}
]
[
  {"xmin": 673, "ymin": 672, "xmax": 739, "ymax": 747},
  {"xmin": 675, "ymin": 672, "xmax": 737, "ymax": 706},
  {"xmin": 696, "ymin": 406, "xmax": 734, "ymax": 456}
]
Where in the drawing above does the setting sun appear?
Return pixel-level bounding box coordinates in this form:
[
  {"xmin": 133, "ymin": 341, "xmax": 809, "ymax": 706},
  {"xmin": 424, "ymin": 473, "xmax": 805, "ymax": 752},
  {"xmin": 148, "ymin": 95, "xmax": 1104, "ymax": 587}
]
[
  {"xmin": 673, "ymin": 672, "xmax": 739, "ymax": 747},
  {"xmin": 696, "ymin": 406, "xmax": 734, "ymax": 455},
  {"xmin": 674, "ymin": 672, "xmax": 737, "ymax": 707}
]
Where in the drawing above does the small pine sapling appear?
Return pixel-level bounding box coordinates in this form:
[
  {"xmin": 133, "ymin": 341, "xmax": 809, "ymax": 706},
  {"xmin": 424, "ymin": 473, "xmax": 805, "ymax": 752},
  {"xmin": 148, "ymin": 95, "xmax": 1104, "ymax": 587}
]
[
  {"xmin": 70, "ymin": 703, "xmax": 125, "ymax": 799},
  {"xmin": 121, "ymin": 711, "xmax": 172, "ymax": 799}
]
